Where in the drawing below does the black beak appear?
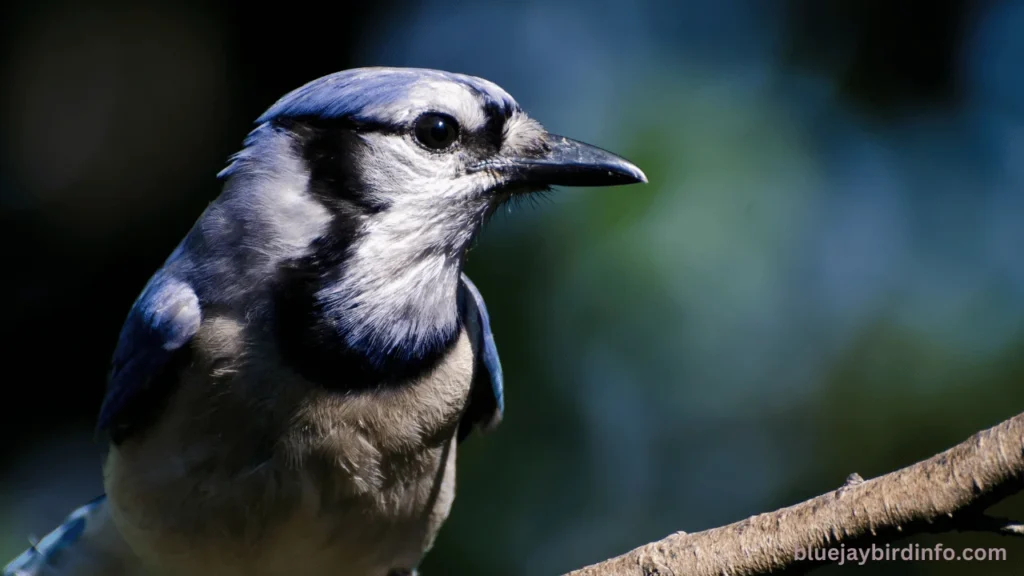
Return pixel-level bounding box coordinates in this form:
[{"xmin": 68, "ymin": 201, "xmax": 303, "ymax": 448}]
[{"xmin": 486, "ymin": 133, "xmax": 647, "ymax": 188}]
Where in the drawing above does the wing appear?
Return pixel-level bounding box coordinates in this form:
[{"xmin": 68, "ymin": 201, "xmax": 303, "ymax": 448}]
[
  {"xmin": 2, "ymin": 496, "xmax": 144, "ymax": 576},
  {"xmin": 456, "ymin": 273, "xmax": 504, "ymax": 442},
  {"xmin": 96, "ymin": 269, "xmax": 201, "ymax": 444}
]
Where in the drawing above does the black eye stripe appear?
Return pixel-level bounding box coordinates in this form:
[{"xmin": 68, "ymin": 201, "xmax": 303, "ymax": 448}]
[
  {"xmin": 479, "ymin": 101, "xmax": 507, "ymax": 150},
  {"xmin": 275, "ymin": 116, "xmax": 388, "ymax": 215},
  {"xmin": 276, "ymin": 103, "xmax": 509, "ymax": 161}
]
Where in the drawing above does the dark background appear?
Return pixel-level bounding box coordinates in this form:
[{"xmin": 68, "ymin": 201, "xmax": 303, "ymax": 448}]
[{"xmin": 3, "ymin": 0, "xmax": 1024, "ymax": 574}]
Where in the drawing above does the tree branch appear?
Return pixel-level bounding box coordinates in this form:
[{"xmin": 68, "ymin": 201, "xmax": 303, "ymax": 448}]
[{"xmin": 564, "ymin": 412, "xmax": 1024, "ymax": 576}]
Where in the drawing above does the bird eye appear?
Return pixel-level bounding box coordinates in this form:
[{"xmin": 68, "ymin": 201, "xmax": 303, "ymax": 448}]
[{"xmin": 413, "ymin": 113, "xmax": 460, "ymax": 150}]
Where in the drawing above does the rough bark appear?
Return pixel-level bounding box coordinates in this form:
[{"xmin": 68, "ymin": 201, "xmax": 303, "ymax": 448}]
[{"xmin": 565, "ymin": 412, "xmax": 1024, "ymax": 576}]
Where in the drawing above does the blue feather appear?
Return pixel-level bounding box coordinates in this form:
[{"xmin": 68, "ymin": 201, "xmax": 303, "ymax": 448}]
[
  {"xmin": 2, "ymin": 496, "xmax": 105, "ymax": 576},
  {"xmin": 255, "ymin": 67, "xmax": 519, "ymax": 126},
  {"xmin": 97, "ymin": 265, "xmax": 201, "ymax": 440},
  {"xmin": 458, "ymin": 273, "xmax": 504, "ymax": 439}
]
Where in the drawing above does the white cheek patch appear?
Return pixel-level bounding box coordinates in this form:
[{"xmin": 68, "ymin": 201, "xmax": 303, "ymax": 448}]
[
  {"xmin": 357, "ymin": 133, "xmax": 470, "ymax": 204},
  {"xmin": 315, "ymin": 133, "xmax": 494, "ymax": 358}
]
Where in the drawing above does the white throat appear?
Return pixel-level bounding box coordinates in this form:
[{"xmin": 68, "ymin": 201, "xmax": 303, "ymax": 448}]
[
  {"xmin": 313, "ymin": 134, "xmax": 495, "ymax": 359},
  {"xmin": 318, "ymin": 222, "xmax": 465, "ymax": 360}
]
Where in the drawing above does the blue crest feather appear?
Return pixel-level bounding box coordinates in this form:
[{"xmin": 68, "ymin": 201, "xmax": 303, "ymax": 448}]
[{"xmin": 256, "ymin": 67, "xmax": 518, "ymax": 125}]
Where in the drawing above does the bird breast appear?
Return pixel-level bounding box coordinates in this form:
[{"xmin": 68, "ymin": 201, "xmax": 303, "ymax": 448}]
[{"xmin": 104, "ymin": 317, "xmax": 476, "ymax": 576}]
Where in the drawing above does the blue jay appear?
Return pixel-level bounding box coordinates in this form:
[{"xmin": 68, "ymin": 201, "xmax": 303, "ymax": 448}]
[{"xmin": 4, "ymin": 67, "xmax": 646, "ymax": 576}]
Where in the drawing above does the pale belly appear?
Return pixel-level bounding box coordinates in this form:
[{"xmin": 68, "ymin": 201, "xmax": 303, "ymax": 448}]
[
  {"xmin": 105, "ymin": 434, "xmax": 458, "ymax": 576},
  {"xmin": 103, "ymin": 323, "xmax": 475, "ymax": 576}
]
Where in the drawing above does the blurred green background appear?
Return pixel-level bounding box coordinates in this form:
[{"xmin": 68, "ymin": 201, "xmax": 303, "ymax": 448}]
[{"xmin": 2, "ymin": 0, "xmax": 1024, "ymax": 574}]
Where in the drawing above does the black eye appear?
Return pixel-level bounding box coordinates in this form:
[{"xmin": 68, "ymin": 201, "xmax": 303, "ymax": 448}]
[{"xmin": 414, "ymin": 113, "xmax": 460, "ymax": 150}]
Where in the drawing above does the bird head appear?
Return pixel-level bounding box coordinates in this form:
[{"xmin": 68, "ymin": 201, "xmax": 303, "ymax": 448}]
[
  {"xmin": 223, "ymin": 67, "xmax": 645, "ymax": 253},
  {"xmin": 211, "ymin": 67, "xmax": 646, "ymax": 370}
]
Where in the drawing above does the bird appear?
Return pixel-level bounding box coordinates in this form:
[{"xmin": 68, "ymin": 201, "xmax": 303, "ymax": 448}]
[{"xmin": 3, "ymin": 67, "xmax": 646, "ymax": 576}]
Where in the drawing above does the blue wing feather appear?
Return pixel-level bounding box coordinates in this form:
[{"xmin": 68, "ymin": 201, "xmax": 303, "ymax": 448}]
[
  {"xmin": 457, "ymin": 273, "xmax": 504, "ymax": 441},
  {"xmin": 2, "ymin": 496, "xmax": 105, "ymax": 576},
  {"xmin": 97, "ymin": 269, "xmax": 201, "ymax": 442}
]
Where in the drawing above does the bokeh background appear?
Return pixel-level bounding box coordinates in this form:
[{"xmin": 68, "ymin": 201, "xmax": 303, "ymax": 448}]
[{"xmin": 2, "ymin": 0, "xmax": 1024, "ymax": 574}]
